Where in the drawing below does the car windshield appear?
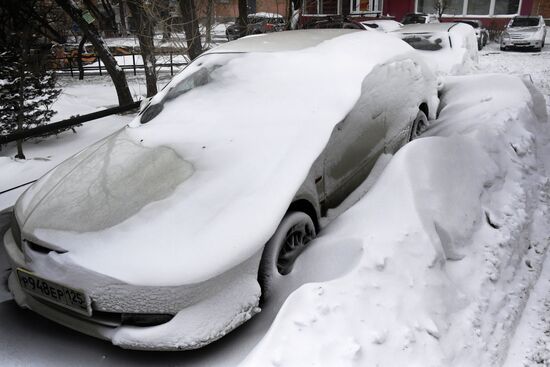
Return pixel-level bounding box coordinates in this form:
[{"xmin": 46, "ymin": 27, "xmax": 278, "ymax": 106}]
[
  {"xmin": 511, "ymin": 18, "xmax": 539, "ymax": 27},
  {"xmin": 403, "ymin": 15, "xmax": 426, "ymax": 24},
  {"xmin": 140, "ymin": 53, "xmax": 241, "ymax": 124},
  {"xmin": 400, "ymin": 33, "xmax": 449, "ymax": 51}
]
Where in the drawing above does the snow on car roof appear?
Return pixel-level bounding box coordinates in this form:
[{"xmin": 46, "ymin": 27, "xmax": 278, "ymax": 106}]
[
  {"xmin": 249, "ymin": 12, "xmax": 283, "ymax": 18},
  {"xmin": 205, "ymin": 29, "xmax": 360, "ymax": 53},
  {"xmin": 20, "ymin": 30, "xmax": 436, "ymax": 286},
  {"xmin": 395, "ymin": 22, "xmax": 461, "ymax": 34}
]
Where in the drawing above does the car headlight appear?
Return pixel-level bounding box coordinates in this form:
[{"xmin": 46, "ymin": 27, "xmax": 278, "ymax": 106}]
[
  {"xmin": 10, "ymin": 211, "xmax": 22, "ymax": 250},
  {"xmin": 501, "ymin": 32, "xmax": 510, "ymax": 41}
]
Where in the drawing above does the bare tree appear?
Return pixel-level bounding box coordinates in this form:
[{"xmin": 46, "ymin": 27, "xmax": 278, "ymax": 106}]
[
  {"xmin": 55, "ymin": 0, "xmax": 133, "ymax": 106},
  {"xmin": 126, "ymin": 0, "xmax": 158, "ymax": 97},
  {"xmin": 204, "ymin": 0, "xmax": 214, "ymax": 46},
  {"xmin": 177, "ymin": 0, "xmax": 203, "ymax": 60},
  {"xmin": 434, "ymin": 0, "xmax": 448, "ymax": 20}
]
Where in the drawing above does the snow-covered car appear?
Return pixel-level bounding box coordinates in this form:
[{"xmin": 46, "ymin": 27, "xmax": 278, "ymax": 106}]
[
  {"xmin": 500, "ymin": 15, "xmax": 547, "ymax": 52},
  {"xmin": 402, "ymin": 13, "xmax": 440, "ymax": 25},
  {"xmin": 392, "ymin": 22, "xmax": 479, "ymax": 75},
  {"xmin": 225, "ymin": 12, "xmax": 286, "ymax": 41},
  {"xmin": 360, "ymin": 19, "xmax": 404, "ymax": 32},
  {"xmin": 452, "ymin": 19, "xmax": 489, "ymax": 50},
  {"xmin": 4, "ymin": 29, "xmax": 439, "ymax": 350}
]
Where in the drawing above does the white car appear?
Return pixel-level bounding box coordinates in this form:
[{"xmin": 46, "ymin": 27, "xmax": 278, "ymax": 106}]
[
  {"xmin": 4, "ymin": 29, "xmax": 439, "ymax": 350},
  {"xmin": 360, "ymin": 19, "xmax": 404, "ymax": 32},
  {"xmin": 392, "ymin": 23, "xmax": 479, "ymax": 75},
  {"xmin": 500, "ymin": 15, "xmax": 546, "ymax": 52}
]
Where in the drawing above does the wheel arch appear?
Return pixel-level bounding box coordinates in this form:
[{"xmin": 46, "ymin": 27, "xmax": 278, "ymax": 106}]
[
  {"xmin": 287, "ymin": 199, "xmax": 320, "ymax": 232},
  {"xmin": 419, "ymin": 102, "xmax": 429, "ymax": 119}
]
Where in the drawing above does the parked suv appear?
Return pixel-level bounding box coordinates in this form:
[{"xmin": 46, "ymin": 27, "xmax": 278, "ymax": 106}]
[
  {"xmin": 226, "ymin": 12, "xmax": 286, "ymax": 41},
  {"xmin": 500, "ymin": 15, "xmax": 546, "ymax": 51}
]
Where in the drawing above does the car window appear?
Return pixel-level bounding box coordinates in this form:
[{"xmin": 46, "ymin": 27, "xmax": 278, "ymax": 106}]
[
  {"xmin": 400, "ymin": 33, "xmax": 449, "ymax": 51},
  {"xmin": 511, "ymin": 18, "xmax": 539, "ymax": 27},
  {"xmin": 403, "ymin": 15, "xmax": 427, "ymax": 24}
]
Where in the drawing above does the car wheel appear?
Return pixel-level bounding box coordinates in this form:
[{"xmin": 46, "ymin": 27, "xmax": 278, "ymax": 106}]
[
  {"xmin": 409, "ymin": 110, "xmax": 429, "ymax": 141},
  {"xmin": 500, "ymin": 46, "xmax": 506, "ymax": 51},
  {"xmin": 258, "ymin": 211, "xmax": 316, "ymax": 301}
]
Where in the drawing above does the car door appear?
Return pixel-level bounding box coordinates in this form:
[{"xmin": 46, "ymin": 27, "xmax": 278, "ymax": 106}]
[
  {"xmin": 322, "ymin": 68, "xmax": 387, "ymax": 209},
  {"xmin": 322, "ymin": 59, "xmax": 429, "ymax": 210}
]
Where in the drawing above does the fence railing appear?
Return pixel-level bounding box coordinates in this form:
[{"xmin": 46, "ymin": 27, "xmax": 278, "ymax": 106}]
[
  {"xmin": 51, "ymin": 52, "xmax": 188, "ymax": 77},
  {"xmin": 0, "ymin": 101, "xmax": 141, "ymax": 145}
]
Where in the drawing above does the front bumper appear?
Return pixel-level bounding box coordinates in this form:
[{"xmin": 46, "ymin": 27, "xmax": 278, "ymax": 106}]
[
  {"xmin": 3, "ymin": 229, "xmax": 261, "ymax": 350},
  {"xmin": 501, "ymin": 38, "xmax": 542, "ymax": 48}
]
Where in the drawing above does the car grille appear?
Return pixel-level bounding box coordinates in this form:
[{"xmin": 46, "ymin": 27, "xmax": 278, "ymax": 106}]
[
  {"xmin": 510, "ymin": 33, "xmax": 528, "ymax": 40},
  {"xmin": 33, "ymin": 296, "xmax": 174, "ymax": 327}
]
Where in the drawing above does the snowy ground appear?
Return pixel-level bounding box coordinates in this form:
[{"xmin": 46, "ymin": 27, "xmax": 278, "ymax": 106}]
[{"xmin": 1, "ymin": 40, "xmax": 550, "ymax": 366}]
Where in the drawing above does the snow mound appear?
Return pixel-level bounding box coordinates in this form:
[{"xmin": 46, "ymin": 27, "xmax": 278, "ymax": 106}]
[{"xmin": 241, "ymin": 74, "xmax": 550, "ymax": 366}]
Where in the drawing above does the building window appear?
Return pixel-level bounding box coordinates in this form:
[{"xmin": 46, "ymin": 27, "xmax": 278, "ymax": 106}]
[
  {"xmin": 416, "ymin": 0, "xmax": 521, "ymax": 16},
  {"xmin": 303, "ymin": 0, "xmax": 341, "ymax": 15},
  {"xmin": 466, "ymin": 0, "xmax": 491, "ymax": 15},
  {"xmin": 493, "ymin": 0, "xmax": 520, "ymax": 15},
  {"xmin": 350, "ymin": 0, "xmax": 383, "ymax": 13},
  {"xmin": 417, "ymin": 0, "xmax": 462, "ymax": 14}
]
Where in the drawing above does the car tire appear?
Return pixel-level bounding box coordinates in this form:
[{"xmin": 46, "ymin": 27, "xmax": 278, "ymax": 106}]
[
  {"xmin": 258, "ymin": 211, "xmax": 316, "ymax": 302},
  {"xmin": 409, "ymin": 109, "xmax": 429, "ymax": 141},
  {"xmin": 500, "ymin": 46, "xmax": 506, "ymax": 51}
]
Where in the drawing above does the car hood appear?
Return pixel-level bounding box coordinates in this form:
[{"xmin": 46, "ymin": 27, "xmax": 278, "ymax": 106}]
[{"xmin": 508, "ymin": 26, "xmax": 540, "ymax": 33}]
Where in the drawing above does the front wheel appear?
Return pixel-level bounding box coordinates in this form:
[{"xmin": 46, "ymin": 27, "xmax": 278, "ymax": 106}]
[
  {"xmin": 409, "ymin": 110, "xmax": 429, "ymax": 141},
  {"xmin": 258, "ymin": 211, "xmax": 316, "ymax": 302}
]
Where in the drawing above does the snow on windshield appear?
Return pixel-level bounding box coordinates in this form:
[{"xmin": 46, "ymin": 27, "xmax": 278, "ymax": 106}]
[{"xmin": 21, "ymin": 31, "xmax": 437, "ymax": 286}]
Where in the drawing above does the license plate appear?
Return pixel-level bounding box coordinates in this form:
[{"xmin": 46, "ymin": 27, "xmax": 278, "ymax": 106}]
[{"xmin": 16, "ymin": 268, "xmax": 92, "ymax": 316}]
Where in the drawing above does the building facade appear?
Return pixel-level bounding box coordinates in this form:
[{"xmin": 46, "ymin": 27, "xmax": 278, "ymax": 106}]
[{"xmin": 301, "ymin": 0, "xmax": 548, "ymax": 27}]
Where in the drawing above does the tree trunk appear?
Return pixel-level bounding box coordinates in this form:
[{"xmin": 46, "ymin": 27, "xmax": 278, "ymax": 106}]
[
  {"xmin": 178, "ymin": 0, "xmax": 202, "ymax": 60},
  {"xmin": 126, "ymin": 0, "xmax": 157, "ymax": 97},
  {"xmin": 205, "ymin": 0, "xmax": 214, "ymax": 46},
  {"xmin": 237, "ymin": 0, "xmax": 248, "ymax": 27},
  {"xmin": 15, "ymin": 29, "xmax": 30, "ymax": 160},
  {"xmin": 77, "ymin": 35, "xmax": 87, "ymax": 80},
  {"xmin": 118, "ymin": 0, "xmax": 128, "ymax": 36},
  {"xmin": 55, "ymin": 0, "xmax": 133, "ymax": 106}
]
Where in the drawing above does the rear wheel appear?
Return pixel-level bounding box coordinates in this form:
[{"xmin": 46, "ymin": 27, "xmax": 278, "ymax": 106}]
[
  {"xmin": 258, "ymin": 211, "xmax": 316, "ymax": 302},
  {"xmin": 409, "ymin": 110, "xmax": 428, "ymax": 141}
]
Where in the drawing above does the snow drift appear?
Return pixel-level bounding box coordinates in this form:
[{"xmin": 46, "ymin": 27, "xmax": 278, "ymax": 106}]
[{"xmin": 241, "ymin": 74, "xmax": 550, "ymax": 366}]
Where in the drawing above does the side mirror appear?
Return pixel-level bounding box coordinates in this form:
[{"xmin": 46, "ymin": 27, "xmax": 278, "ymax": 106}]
[{"xmin": 139, "ymin": 96, "xmax": 153, "ymax": 113}]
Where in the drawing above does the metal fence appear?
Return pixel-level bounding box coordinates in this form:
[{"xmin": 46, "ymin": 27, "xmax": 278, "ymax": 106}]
[{"xmin": 52, "ymin": 53, "xmax": 188, "ymax": 77}]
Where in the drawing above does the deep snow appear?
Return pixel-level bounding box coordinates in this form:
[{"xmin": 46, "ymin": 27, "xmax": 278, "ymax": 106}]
[
  {"xmin": 0, "ymin": 38, "xmax": 549, "ymax": 366},
  {"xmin": 241, "ymin": 73, "xmax": 550, "ymax": 366}
]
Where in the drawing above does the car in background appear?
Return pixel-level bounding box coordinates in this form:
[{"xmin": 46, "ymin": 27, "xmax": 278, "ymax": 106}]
[
  {"xmin": 226, "ymin": 12, "xmax": 286, "ymax": 41},
  {"xmin": 402, "ymin": 13, "xmax": 439, "ymax": 25},
  {"xmin": 500, "ymin": 15, "xmax": 546, "ymax": 51},
  {"xmin": 359, "ymin": 19, "xmax": 404, "ymax": 32},
  {"xmin": 392, "ymin": 22, "xmax": 478, "ymax": 75},
  {"xmin": 302, "ymin": 15, "xmax": 363, "ymax": 29},
  {"xmin": 4, "ymin": 29, "xmax": 439, "ymax": 351},
  {"xmin": 453, "ymin": 20, "xmax": 489, "ymax": 50}
]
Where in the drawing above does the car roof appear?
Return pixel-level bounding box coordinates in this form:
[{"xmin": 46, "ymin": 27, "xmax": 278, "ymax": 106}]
[
  {"xmin": 394, "ymin": 23, "xmax": 459, "ymax": 34},
  {"xmin": 205, "ymin": 29, "xmax": 360, "ymax": 53}
]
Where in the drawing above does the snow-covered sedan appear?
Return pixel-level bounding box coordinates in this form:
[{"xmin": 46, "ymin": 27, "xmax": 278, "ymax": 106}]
[
  {"xmin": 4, "ymin": 29, "xmax": 438, "ymax": 350},
  {"xmin": 500, "ymin": 15, "xmax": 547, "ymax": 52},
  {"xmin": 392, "ymin": 22, "xmax": 479, "ymax": 75}
]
